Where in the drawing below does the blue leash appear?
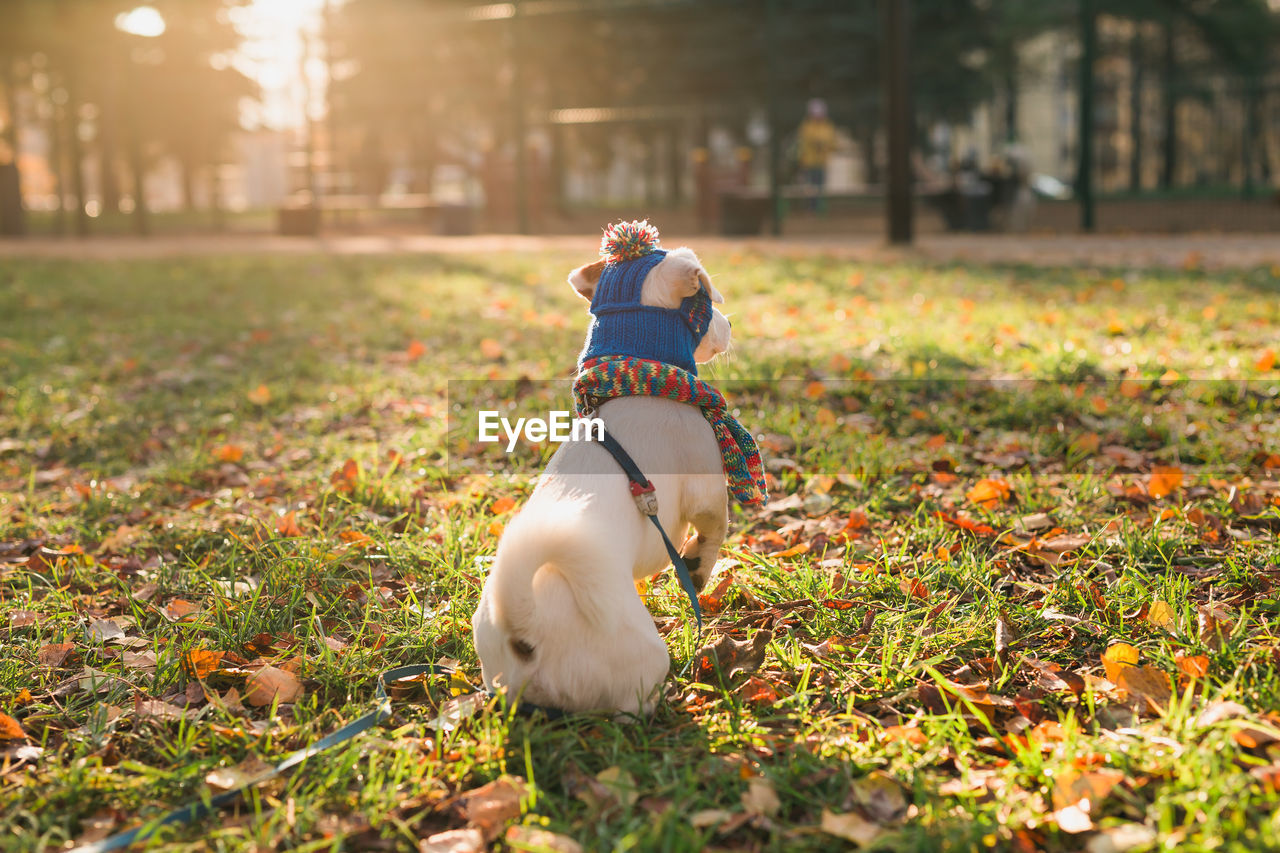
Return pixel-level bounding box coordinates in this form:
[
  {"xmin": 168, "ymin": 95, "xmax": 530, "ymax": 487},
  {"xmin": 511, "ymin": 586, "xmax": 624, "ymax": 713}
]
[
  {"xmin": 596, "ymin": 427, "xmax": 704, "ymax": 632},
  {"xmin": 70, "ymin": 664, "xmax": 561, "ymax": 853}
]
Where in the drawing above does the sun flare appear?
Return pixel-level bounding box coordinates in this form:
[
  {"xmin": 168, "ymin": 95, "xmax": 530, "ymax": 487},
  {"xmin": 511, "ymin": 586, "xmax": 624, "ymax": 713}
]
[{"xmin": 231, "ymin": 0, "xmax": 335, "ymax": 129}]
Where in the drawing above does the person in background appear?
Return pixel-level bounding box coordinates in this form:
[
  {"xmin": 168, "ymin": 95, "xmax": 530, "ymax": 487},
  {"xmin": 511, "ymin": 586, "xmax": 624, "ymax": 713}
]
[{"xmin": 797, "ymin": 98, "xmax": 836, "ymax": 214}]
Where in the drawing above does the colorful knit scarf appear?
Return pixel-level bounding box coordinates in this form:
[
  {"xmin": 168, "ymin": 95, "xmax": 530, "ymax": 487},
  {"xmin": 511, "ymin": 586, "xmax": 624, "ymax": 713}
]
[{"xmin": 574, "ymin": 355, "xmax": 768, "ymax": 505}]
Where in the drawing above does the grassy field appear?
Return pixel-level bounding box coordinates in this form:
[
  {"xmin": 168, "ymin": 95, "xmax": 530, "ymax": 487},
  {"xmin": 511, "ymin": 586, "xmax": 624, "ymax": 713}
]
[{"xmin": 2, "ymin": 248, "xmax": 1280, "ymax": 852}]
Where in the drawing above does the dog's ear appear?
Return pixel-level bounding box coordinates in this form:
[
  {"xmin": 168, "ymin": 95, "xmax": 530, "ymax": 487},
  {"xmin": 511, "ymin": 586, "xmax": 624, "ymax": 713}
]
[
  {"xmin": 568, "ymin": 260, "xmax": 606, "ymax": 300},
  {"xmin": 697, "ymin": 269, "xmax": 725, "ymax": 304}
]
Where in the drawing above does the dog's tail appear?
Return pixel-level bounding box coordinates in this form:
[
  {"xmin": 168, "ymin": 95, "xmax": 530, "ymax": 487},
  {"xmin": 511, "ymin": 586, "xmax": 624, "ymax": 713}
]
[{"xmin": 488, "ymin": 503, "xmax": 613, "ymax": 658}]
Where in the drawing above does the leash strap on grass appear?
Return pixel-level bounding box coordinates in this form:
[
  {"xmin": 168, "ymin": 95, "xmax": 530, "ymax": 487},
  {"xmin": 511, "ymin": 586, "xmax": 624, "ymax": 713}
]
[
  {"xmin": 597, "ymin": 428, "xmax": 704, "ymax": 632},
  {"xmin": 71, "ymin": 664, "xmax": 451, "ymax": 853}
]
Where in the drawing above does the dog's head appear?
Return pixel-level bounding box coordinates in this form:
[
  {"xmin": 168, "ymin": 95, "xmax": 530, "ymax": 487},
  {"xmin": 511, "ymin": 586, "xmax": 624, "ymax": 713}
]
[{"xmin": 569, "ymin": 246, "xmax": 731, "ymax": 365}]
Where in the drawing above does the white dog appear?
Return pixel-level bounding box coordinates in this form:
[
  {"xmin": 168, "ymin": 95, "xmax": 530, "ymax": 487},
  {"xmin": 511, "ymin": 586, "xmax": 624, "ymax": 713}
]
[{"xmin": 472, "ymin": 246, "xmax": 732, "ymax": 715}]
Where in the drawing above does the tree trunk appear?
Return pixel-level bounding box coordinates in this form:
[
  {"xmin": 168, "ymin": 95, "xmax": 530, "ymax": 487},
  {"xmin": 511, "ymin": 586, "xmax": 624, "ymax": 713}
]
[
  {"xmin": 1003, "ymin": 49, "xmax": 1018, "ymax": 144},
  {"xmin": 1241, "ymin": 75, "xmax": 1259, "ymax": 199},
  {"xmin": 1, "ymin": 55, "xmax": 28, "ymax": 236},
  {"xmin": 1128, "ymin": 28, "xmax": 1144, "ymax": 192},
  {"xmin": 1159, "ymin": 19, "xmax": 1177, "ymax": 190},
  {"xmin": 179, "ymin": 154, "xmax": 196, "ymax": 213},
  {"xmin": 66, "ymin": 88, "xmax": 90, "ymax": 238}
]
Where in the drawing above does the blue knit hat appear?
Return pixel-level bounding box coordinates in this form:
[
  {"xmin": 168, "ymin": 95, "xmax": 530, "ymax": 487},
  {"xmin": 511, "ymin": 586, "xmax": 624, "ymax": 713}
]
[{"xmin": 578, "ymin": 221, "xmax": 713, "ymax": 374}]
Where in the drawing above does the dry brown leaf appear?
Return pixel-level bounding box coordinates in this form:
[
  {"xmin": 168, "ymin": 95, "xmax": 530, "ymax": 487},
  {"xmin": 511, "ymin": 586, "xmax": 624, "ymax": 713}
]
[
  {"xmin": 851, "ymin": 771, "xmax": 908, "ymax": 823},
  {"xmin": 244, "ymin": 665, "xmax": 303, "ymax": 707},
  {"xmin": 134, "ymin": 697, "xmax": 188, "ymax": 721},
  {"xmin": 420, "ymin": 828, "xmax": 485, "ymax": 853},
  {"xmin": 694, "ymin": 630, "xmax": 773, "ymax": 681},
  {"xmin": 9, "ymin": 610, "xmax": 38, "ymax": 628},
  {"xmin": 458, "ymin": 776, "xmax": 527, "ymax": 840},
  {"xmin": 1116, "ymin": 665, "xmax": 1172, "ymax": 712},
  {"xmin": 37, "ymin": 643, "xmax": 75, "ymax": 667},
  {"xmin": 504, "ymin": 826, "xmax": 583, "ymax": 853},
  {"xmin": 820, "ymin": 810, "xmax": 881, "ymax": 846},
  {"xmin": 741, "ymin": 776, "xmax": 781, "ymax": 817}
]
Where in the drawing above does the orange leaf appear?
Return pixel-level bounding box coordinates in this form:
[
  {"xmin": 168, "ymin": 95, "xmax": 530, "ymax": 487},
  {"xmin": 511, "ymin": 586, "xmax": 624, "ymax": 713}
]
[
  {"xmin": 182, "ymin": 649, "xmax": 225, "ymax": 680},
  {"xmin": 1175, "ymin": 652, "xmax": 1210, "ymax": 680},
  {"xmin": 1147, "ymin": 466, "xmax": 1184, "ymax": 500},
  {"xmin": 966, "ymin": 478, "xmax": 1012, "ymax": 508},
  {"xmin": 925, "ymin": 434, "xmax": 946, "ymax": 450},
  {"xmin": 247, "ymin": 384, "xmax": 272, "ymax": 405},
  {"xmin": 215, "ymin": 444, "xmax": 244, "ymax": 463},
  {"xmin": 406, "ymin": 340, "xmax": 427, "ymax": 361},
  {"xmin": 480, "ymin": 339, "xmax": 504, "ymax": 360},
  {"xmin": 804, "ymin": 381, "xmax": 826, "ymax": 399},
  {"xmin": 899, "ymin": 575, "xmax": 930, "ymax": 600},
  {"xmin": 1102, "ymin": 643, "xmax": 1140, "ymax": 683},
  {"xmin": 330, "ymin": 459, "xmax": 361, "ymax": 491},
  {"xmin": 277, "ymin": 511, "xmax": 304, "ymax": 537},
  {"xmin": 1255, "ymin": 350, "xmax": 1276, "ymax": 372},
  {"xmin": 740, "ymin": 675, "xmax": 780, "ymax": 706},
  {"xmin": 162, "ymin": 599, "xmax": 200, "ymax": 622},
  {"xmin": 490, "ymin": 496, "xmax": 516, "ymax": 515},
  {"xmin": 774, "ymin": 542, "xmax": 810, "ymax": 558},
  {"xmin": 0, "ymin": 713, "xmax": 26, "ymax": 741}
]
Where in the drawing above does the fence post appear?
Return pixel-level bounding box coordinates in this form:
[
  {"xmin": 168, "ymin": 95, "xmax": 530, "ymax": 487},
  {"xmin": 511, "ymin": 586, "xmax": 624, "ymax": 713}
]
[{"xmin": 884, "ymin": 0, "xmax": 913, "ymax": 245}]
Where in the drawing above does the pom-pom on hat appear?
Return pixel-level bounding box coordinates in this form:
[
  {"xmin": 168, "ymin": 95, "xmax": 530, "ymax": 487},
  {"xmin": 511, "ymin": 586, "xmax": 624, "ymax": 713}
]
[
  {"xmin": 578, "ymin": 220, "xmax": 712, "ymax": 374},
  {"xmin": 599, "ymin": 219, "xmax": 662, "ymax": 264}
]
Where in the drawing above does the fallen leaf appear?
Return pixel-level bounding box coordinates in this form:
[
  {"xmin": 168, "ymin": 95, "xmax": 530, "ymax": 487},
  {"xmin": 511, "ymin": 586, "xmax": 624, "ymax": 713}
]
[
  {"xmin": 504, "ymin": 826, "xmax": 583, "ymax": 853},
  {"xmin": 694, "ymin": 630, "xmax": 773, "ymax": 681},
  {"xmin": 689, "ymin": 809, "xmax": 734, "ymax": 829},
  {"xmin": 1145, "ymin": 600, "xmax": 1177, "ymax": 632},
  {"xmin": 100, "ymin": 525, "xmax": 143, "ymax": 552},
  {"xmin": 967, "ymin": 478, "xmax": 1012, "ymax": 508},
  {"xmin": 9, "ymin": 610, "xmax": 38, "ymax": 628},
  {"xmin": 851, "ymin": 771, "xmax": 908, "ymax": 822},
  {"xmin": 1147, "ymin": 466, "xmax": 1184, "ymax": 500},
  {"xmin": 739, "ymin": 675, "xmax": 780, "ymax": 706},
  {"xmin": 37, "ymin": 643, "xmax": 75, "ymax": 666},
  {"xmin": 594, "ymin": 766, "xmax": 638, "ymax": 808},
  {"xmin": 87, "ymin": 619, "xmax": 126, "ymax": 643},
  {"xmin": 182, "ymin": 649, "xmax": 225, "ymax": 680},
  {"xmin": 1116, "ymin": 665, "xmax": 1172, "ymax": 712},
  {"xmin": 458, "ymin": 776, "xmax": 527, "ymax": 840},
  {"xmin": 247, "ymin": 384, "xmax": 272, "ymax": 405},
  {"xmin": 0, "ymin": 713, "xmax": 26, "ymax": 741},
  {"xmin": 161, "ymin": 599, "xmax": 199, "ymax": 622},
  {"xmin": 741, "ymin": 775, "xmax": 781, "ymax": 816},
  {"xmin": 215, "ymin": 444, "xmax": 244, "ymax": 463},
  {"xmin": 134, "ymin": 697, "xmax": 188, "ymax": 721},
  {"xmin": 244, "ymin": 665, "xmax": 303, "ymax": 707},
  {"xmin": 1101, "ymin": 643, "xmax": 1141, "ymax": 683},
  {"xmin": 1175, "ymin": 652, "xmax": 1210, "ymax": 680},
  {"xmin": 276, "ymin": 511, "xmax": 304, "ymax": 537},
  {"xmin": 490, "ymin": 496, "xmax": 516, "ymax": 515},
  {"xmin": 420, "ymin": 828, "xmax": 485, "ymax": 853},
  {"xmin": 820, "ymin": 809, "xmax": 881, "ymax": 846},
  {"xmin": 479, "ymin": 339, "xmax": 505, "ymax": 360}
]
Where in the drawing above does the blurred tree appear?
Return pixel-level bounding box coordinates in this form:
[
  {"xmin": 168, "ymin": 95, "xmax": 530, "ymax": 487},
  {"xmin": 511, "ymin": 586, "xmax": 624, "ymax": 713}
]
[{"xmin": 0, "ymin": 0, "xmax": 251, "ymax": 235}]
